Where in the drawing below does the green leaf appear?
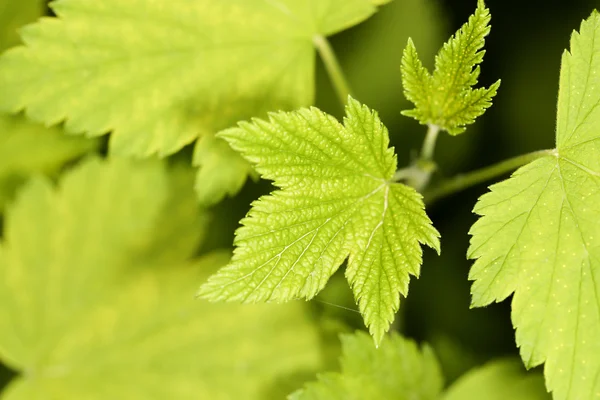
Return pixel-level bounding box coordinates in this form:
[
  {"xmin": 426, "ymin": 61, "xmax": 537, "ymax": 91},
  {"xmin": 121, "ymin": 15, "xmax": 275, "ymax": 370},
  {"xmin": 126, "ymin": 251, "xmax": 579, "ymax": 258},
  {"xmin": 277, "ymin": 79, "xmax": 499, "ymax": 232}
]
[
  {"xmin": 0, "ymin": 157, "xmax": 325, "ymax": 399},
  {"xmin": 198, "ymin": 97, "xmax": 440, "ymax": 345},
  {"xmin": 0, "ymin": 0, "xmax": 44, "ymax": 52},
  {"xmin": 468, "ymin": 11, "xmax": 600, "ymax": 399},
  {"xmin": 0, "ymin": 0, "xmax": 382, "ymax": 204},
  {"xmin": 442, "ymin": 359, "xmax": 549, "ymax": 400},
  {"xmin": 0, "ymin": 0, "xmax": 96, "ymax": 210},
  {"xmin": 290, "ymin": 331, "xmax": 443, "ymax": 400},
  {"xmin": 0, "ymin": 114, "xmax": 97, "ymax": 210},
  {"xmin": 401, "ymin": 0, "xmax": 499, "ymax": 135},
  {"xmin": 193, "ymin": 133, "xmax": 254, "ymax": 206}
]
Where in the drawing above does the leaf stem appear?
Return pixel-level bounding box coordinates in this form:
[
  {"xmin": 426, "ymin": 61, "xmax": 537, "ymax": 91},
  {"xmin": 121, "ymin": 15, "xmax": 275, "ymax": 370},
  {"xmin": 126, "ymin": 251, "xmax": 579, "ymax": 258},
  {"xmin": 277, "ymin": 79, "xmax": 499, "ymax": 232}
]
[
  {"xmin": 423, "ymin": 149, "xmax": 555, "ymax": 204},
  {"xmin": 313, "ymin": 35, "xmax": 352, "ymax": 107},
  {"xmin": 392, "ymin": 124, "xmax": 440, "ymax": 191},
  {"xmin": 421, "ymin": 124, "xmax": 440, "ymax": 161}
]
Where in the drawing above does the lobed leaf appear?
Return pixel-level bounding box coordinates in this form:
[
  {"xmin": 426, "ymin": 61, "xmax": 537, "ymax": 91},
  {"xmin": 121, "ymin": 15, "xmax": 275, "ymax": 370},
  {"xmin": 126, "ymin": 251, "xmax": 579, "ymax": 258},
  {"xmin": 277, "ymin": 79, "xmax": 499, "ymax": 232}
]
[
  {"xmin": 401, "ymin": 0, "xmax": 499, "ymax": 135},
  {"xmin": 468, "ymin": 11, "xmax": 600, "ymax": 399},
  {"xmin": 0, "ymin": 157, "xmax": 325, "ymax": 399},
  {"xmin": 0, "ymin": 0, "xmax": 382, "ymax": 204},
  {"xmin": 198, "ymin": 97, "xmax": 440, "ymax": 345}
]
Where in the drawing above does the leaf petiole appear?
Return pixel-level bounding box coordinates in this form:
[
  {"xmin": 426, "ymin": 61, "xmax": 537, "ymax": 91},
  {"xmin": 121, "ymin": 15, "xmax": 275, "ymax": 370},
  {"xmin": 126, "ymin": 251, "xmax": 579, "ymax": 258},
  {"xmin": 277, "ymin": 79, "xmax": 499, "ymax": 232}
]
[
  {"xmin": 392, "ymin": 124, "xmax": 440, "ymax": 191},
  {"xmin": 313, "ymin": 35, "xmax": 353, "ymax": 107},
  {"xmin": 423, "ymin": 149, "xmax": 556, "ymax": 203},
  {"xmin": 420, "ymin": 124, "xmax": 440, "ymax": 161}
]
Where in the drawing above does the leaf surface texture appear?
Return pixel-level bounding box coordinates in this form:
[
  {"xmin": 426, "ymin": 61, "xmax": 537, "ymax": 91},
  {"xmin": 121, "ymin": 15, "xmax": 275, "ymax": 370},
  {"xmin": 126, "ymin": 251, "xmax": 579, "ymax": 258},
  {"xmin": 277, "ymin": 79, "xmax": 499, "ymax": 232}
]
[
  {"xmin": 468, "ymin": 11, "xmax": 600, "ymax": 399},
  {"xmin": 198, "ymin": 97, "xmax": 440, "ymax": 344}
]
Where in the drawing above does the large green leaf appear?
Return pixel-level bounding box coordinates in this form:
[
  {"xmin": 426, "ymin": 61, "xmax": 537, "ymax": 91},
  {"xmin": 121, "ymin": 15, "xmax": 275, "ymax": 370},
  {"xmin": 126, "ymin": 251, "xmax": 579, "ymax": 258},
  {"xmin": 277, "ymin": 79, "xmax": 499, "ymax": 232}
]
[
  {"xmin": 0, "ymin": 0, "xmax": 382, "ymax": 204},
  {"xmin": 198, "ymin": 97, "xmax": 440, "ymax": 345},
  {"xmin": 468, "ymin": 11, "xmax": 600, "ymax": 399},
  {"xmin": 0, "ymin": 158, "xmax": 324, "ymax": 399}
]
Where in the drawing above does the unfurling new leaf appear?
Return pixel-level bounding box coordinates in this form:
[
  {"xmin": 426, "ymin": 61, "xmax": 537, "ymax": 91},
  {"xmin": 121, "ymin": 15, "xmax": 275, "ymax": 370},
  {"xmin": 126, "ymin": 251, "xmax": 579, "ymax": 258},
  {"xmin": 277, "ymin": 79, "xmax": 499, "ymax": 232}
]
[
  {"xmin": 468, "ymin": 11, "xmax": 600, "ymax": 400},
  {"xmin": 401, "ymin": 0, "xmax": 500, "ymax": 135},
  {"xmin": 198, "ymin": 97, "xmax": 440, "ymax": 345}
]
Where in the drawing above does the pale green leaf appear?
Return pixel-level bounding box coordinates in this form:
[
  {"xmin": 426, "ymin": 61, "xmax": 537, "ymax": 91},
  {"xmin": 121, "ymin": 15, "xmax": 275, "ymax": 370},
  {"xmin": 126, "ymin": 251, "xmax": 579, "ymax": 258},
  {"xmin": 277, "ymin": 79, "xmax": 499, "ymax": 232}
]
[
  {"xmin": 0, "ymin": 0, "xmax": 380, "ymax": 205},
  {"xmin": 0, "ymin": 0, "xmax": 96, "ymax": 210},
  {"xmin": 0, "ymin": 0, "xmax": 380, "ymax": 208},
  {"xmin": 290, "ymin": 331, "xmax": 443, "ymax": 400},
  {"xmin": 468, "ymin": 11, "xmax": 600, "ymax": 399},
  {"xmin": 198, "ymin": 97, "xmax": 440, "ymax": 345},
  {"xmin": 193, "ymin": 133, "xmax": 254, "ymax": 206},
  {"xmin": 442, "ymin": 359, "xmax": 549, "ymax": 400},
  {"xmin": 401, "ymin": 0, "xmax": 499, "ymax": 135},
  {"xmin": 0, "ymin": 157, "xmax": 325, "ymax": 399},
  {"xmin": 0, "ymin": 0, "xmax": 44, "ymax": 52},
  {"xmin": 0, "ymin": 114, "xmax": 97, "ymax": 209}
]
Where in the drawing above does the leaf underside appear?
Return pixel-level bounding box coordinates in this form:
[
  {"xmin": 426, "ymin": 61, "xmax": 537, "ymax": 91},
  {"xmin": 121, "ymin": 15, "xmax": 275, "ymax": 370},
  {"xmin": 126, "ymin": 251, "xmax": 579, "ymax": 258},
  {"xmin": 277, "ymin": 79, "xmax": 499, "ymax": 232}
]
[
  {"xmin": 400, "ymin": 0, "xmax": 499, "ymax": 135},
  {"xmin": 198, "ymin": 97, "xmax": 439, "ymax": 345},
  {"xmin": 468, "ymin": 11, "xmax": 600, "ymax": 399}
]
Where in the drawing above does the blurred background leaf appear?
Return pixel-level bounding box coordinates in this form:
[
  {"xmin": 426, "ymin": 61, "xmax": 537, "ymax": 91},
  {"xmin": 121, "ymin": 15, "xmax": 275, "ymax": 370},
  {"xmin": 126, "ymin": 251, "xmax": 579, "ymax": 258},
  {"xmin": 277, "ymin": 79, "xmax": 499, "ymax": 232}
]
[
  {"xmin": 0, "ymin": 0, "xmax": 98, "ymax": 213},
  {"xmin": 0, "ymin": 0, "xmax": 45, "ymax": 52},
  {"xmin": 0, "ymin": 158, "xmax": 331, "ymax": 399}
]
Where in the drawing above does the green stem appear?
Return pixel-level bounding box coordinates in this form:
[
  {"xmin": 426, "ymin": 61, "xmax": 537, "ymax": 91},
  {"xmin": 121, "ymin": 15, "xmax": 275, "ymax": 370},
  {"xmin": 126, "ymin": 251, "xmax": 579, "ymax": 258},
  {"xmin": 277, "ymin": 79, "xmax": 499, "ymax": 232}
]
[
  {"xmin": 423, "ymin": 149, "xmax": 555, "ymax": 204},
  {"xmin": 421, "ymin": 124, "xmax": 440, "ymax": 161},
  {"xmin": 392, "ymin": 124, "xmax": 440, "ymax": 191},
  {"xmin": 313, "ymin": 35, "xmax": 352, "ymax": 106}
]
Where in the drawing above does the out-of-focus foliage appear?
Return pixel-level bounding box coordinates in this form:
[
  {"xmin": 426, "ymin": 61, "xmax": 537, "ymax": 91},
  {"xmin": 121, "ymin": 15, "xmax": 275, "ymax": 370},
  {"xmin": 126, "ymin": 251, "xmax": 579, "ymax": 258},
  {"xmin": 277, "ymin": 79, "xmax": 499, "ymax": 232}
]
[
  {"xmin": 0, "ymin": 0, "xmax": 96, "ymax": 210},
  {"xmin": 0, "ymin": 115, "xmax": 96, "ymax": 210},
  {"xmin": 0, "ymin": 0, "xmax": 44, "ymax": 52},
  {"xmin": 442, "ymin": 359, "xmax": 549, "ymax": 400},
  {"xmin": 0, "ymin": 158, "xmax": 326, "ymax": 399},
  {"xmin": 292, "ymin": 331, "xmax": 548, "ymax": 400},
  {"xmin": 291, "ymin": 331, "xmax": 443, "ymax": 400},
  {"xmin": 0, "ymin": 0, "xmax": 388, "ymax": 205}
]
